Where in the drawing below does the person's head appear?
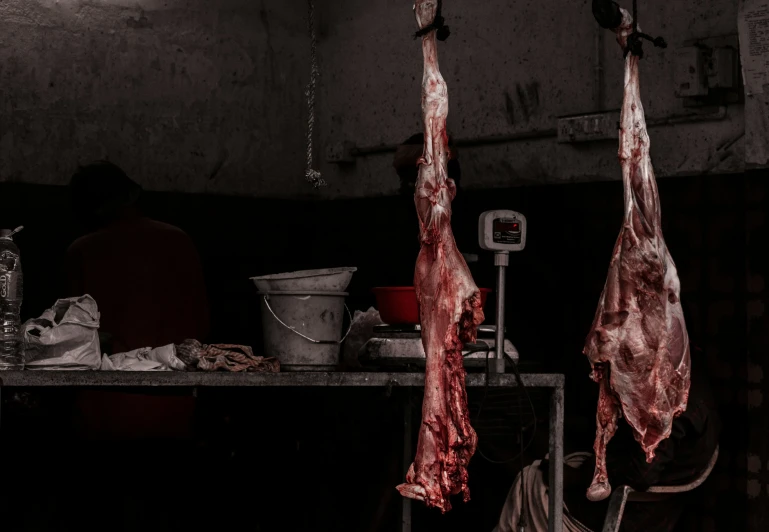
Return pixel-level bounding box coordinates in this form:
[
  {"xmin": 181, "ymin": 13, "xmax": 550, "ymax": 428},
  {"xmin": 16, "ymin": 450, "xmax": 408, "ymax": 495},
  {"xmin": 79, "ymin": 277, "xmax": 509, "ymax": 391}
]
[
  {"xmin": 70, "ymin": 161, "xmax": 142, "ymax": 230},
  {"xmin": 393, "ymin": 133, "xmax": 461, "ymax": 196}
]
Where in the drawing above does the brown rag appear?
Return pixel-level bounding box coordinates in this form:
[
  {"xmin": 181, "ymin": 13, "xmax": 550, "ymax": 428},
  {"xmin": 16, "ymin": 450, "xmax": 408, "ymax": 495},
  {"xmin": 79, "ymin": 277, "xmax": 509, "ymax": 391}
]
[{"xmin": 176, "ymin": 339, "xmax": 280, "ymax": 373}]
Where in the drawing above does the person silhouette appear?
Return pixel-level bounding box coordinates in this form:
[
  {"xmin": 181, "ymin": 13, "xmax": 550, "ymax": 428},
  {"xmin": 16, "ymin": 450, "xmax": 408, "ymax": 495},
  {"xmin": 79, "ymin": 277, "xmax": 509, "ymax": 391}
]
[{"xmin": 66, "ymin": 160, "xmax": 209, "ymax": 439}]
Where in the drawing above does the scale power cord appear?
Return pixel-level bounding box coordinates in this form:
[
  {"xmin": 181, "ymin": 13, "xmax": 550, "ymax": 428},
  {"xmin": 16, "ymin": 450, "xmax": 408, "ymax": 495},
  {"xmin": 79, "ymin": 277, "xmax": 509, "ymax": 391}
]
[{"xmin": 464, "ymin": 341, "xmax": 537, "ymax": 531}]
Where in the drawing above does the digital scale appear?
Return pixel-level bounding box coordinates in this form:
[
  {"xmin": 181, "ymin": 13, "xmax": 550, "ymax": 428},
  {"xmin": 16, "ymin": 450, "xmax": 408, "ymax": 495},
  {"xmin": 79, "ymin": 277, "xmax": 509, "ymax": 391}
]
[
  {"xmin": 360, "ymin": 210, "xmax": 527, "ymax": 371},
  {"xmin": 478, "ymin": 210, "xmax": 526, "ymax": 251},
  {"xmin": 479, "ymin": 209, "xmax": 527, "ymax": 373},
  {"xmin": 358, "ymin": 324, "xmax": 519, "ymax": 368}
]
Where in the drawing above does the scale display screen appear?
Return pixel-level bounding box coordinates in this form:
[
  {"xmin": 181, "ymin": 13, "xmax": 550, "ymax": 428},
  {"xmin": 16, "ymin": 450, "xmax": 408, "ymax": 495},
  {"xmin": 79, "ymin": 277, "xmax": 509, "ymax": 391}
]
[
  {"xmin": 492, "ymin": 218, "xmax": 522, "ymax": 245},
  {"xmin": 478, "ymin": 210, "xmax": 527, "ymax": 252}
]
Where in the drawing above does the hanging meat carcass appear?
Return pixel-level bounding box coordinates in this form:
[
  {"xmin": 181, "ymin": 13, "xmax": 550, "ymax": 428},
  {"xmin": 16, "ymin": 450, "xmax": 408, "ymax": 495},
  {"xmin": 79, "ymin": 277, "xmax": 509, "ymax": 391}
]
[
  {"xmin": 583, "ymin": 6, "xmax": 691, "ymax": 502},
  {"xmin": 395, "ymin": 0, "xmax": 484, "ymax": 513}
]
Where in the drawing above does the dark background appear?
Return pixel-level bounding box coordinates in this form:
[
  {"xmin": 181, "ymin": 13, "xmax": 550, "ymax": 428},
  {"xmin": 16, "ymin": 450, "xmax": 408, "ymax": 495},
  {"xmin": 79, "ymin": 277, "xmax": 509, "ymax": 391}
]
[{"xmin": 0, "ymin": 169, "xmax": 758, "ymax": 530}]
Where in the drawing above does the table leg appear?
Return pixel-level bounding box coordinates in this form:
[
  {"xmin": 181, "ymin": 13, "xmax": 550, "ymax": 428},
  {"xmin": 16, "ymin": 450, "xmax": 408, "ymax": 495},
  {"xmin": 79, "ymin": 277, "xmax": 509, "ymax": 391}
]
[
  {"xmin": 548, "ymin": 384, "xmax": 564, "ymax": 532},
  {"xmin": 402, "ymin": 390, "xmax": 412, "ymax": 532}
]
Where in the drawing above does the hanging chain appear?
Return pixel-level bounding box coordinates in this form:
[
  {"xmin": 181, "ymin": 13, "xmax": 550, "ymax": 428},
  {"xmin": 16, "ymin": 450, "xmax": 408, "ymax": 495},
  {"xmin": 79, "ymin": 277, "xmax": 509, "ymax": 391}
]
[{"xmin": 304, "ymin": 0, "xmax": 326, "ymax": 188}]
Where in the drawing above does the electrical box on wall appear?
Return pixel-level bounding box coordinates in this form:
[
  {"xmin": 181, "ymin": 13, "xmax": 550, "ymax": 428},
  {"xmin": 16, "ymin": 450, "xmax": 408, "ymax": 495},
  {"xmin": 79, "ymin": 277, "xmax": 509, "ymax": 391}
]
[
  {"xmin": 674, "ymin": 46, "xmax": 709, "ymax": 97},
  {"xmin": 556, "ymin": 111, "xmax": 620, "ymax": 143},
  {"xmin": 706, "ymin": 47, "xmax": 737, "ymax": 89},
  {"xmin": 674, "ymin": 36, "xmax": 741, "ymax": 106}
]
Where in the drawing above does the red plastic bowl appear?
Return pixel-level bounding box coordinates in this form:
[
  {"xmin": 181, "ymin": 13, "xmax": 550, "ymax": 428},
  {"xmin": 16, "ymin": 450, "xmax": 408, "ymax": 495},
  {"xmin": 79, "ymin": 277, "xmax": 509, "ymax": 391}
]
[{"xmin": 372, "ymin": 286, "xmax": 492, "ymax": 325}]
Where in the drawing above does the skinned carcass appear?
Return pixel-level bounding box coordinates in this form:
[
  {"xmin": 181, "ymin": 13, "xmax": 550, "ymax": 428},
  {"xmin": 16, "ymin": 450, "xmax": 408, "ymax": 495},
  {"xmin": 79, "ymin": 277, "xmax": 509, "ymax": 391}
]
[
  {"xmin": 395, "ymin": 0, "xmax": 484, "ymax": 513},
  {"xmin": 583, "ymin": 6, "xmax": 691, "ymax": 502}
]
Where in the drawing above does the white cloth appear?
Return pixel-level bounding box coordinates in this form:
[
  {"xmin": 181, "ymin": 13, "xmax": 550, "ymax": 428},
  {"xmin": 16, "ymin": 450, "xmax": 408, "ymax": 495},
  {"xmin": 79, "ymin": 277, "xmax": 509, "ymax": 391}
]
[
  {"xmin": 493, "ymin": 453, "xmax": 594, "ymax": 532},
  {"xmin": 100, "ymin": 344, "xmax": 186, "ymax": 371}
]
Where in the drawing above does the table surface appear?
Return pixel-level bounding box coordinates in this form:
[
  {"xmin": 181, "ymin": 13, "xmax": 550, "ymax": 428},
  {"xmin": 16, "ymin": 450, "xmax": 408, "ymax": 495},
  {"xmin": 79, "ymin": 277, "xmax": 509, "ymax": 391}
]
[{"xmin": 0, "ymin": 371, "xmax": 564, "ymax": 388}]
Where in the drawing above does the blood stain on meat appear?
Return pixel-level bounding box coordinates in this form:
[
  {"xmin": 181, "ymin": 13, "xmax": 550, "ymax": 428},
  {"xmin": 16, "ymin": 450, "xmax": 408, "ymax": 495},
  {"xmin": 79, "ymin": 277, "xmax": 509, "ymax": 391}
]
[
  {"xmin": 583, "ymin": 8, "xmax": 691, "ymax": 502},
  {"xmin": 395, "ymin": 0, "xmax": 484, "ymax": 514}
]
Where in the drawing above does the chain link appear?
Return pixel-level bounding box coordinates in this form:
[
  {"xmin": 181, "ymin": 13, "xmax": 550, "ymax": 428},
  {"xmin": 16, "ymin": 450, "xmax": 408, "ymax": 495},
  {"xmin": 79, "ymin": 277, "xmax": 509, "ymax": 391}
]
[{"xmin": 305, "ymin": 0, "xmax": 326, "ymax": 188}]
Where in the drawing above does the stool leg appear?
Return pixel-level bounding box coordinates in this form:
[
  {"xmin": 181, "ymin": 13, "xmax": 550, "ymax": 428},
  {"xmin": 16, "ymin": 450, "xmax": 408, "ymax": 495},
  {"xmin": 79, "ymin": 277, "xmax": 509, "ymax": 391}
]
[
  {"xmin": 402, "ymin": 390, "xmax": 412, "ymax": 532},
  {"xmin": 602, "ymin": 486, "xmax": 632, "ymax": 532},
  {"xmin": 548, "ymin": 385, "xmax": 565, "ymax": 532}
]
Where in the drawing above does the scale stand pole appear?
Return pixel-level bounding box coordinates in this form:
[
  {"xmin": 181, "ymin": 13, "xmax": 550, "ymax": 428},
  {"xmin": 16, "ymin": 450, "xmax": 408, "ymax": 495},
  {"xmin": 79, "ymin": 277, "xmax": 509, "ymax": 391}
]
[{"xmin": 492, "ymin": 251, "xmax": 509, "ymax": 374}]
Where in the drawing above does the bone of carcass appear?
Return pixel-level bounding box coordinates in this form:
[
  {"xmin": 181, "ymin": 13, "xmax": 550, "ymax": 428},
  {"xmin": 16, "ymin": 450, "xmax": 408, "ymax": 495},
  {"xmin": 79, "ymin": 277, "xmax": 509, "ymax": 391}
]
[
  {"xmin": 583, "ymin": 7, "xmax": 691, "ymax": 502},
  {"xmin": 395, "ymin": 0, "xmax": 484, "ymax": 514}
]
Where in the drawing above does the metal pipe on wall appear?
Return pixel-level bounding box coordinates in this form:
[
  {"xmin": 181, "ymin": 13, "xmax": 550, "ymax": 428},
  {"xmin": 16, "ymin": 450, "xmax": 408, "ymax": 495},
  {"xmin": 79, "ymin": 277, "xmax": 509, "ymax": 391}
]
[
  {"xmin": 594, "ymin": 23, "xmax": 605, "ymax": 110},
  {"xmin": 350, "ymin": 107, "xmax": 728, "ymax": 157},
  {"xmin": 352, "ymin": 129, "xmax": 559, "ymax": 157}
]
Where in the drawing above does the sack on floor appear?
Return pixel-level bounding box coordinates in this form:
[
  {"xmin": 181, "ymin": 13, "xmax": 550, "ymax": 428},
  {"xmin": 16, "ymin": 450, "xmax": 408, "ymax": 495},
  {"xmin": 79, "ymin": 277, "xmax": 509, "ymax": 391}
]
[{"xmin": 23, "ymin": 295, "xmax": 102, "ymax": 370}]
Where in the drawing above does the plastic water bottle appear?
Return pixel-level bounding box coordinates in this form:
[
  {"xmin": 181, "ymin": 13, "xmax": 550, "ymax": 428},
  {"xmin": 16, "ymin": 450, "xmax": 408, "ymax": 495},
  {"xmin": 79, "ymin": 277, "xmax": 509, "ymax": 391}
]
[{"xmin": 0, "ymin": 227, "xmax": 24, "ymax": 370}]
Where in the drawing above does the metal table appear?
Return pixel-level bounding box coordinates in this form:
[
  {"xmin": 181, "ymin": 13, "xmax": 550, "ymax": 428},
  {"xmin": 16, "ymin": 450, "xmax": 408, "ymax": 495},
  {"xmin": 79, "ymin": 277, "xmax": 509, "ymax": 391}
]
[{"xmin": 0, "ymin": 371, "xmax": 564, "ymax": 532}]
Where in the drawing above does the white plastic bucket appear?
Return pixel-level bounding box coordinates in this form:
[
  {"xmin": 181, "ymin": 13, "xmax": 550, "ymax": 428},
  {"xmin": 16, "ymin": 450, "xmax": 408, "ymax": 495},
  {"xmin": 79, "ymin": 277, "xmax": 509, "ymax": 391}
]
[
  {"xmin": 258, "ymin": 290, "xmax": 351, "ymax": 371},
  {"xmin": 251, "ymin": 267, "xmax": 357, "ymax": 293}
]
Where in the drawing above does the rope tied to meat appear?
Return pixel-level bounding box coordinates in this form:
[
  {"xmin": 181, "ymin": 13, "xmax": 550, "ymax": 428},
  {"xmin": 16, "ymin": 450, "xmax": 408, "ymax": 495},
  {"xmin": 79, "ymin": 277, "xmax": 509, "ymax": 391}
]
[
  {"xmin": 305, "ymin": 0, "xmax": 326, "ymax": 188},
  {"xmin": 624, "ymin": 0, "xmax": 667, "ymax": 58},
  {"xmin": 413, "ymin": 0, "xmax": 451, "ymax": 41},
  {"xmin": 176, "ymin": 339, "xmax": 280, "ymax": 373}
]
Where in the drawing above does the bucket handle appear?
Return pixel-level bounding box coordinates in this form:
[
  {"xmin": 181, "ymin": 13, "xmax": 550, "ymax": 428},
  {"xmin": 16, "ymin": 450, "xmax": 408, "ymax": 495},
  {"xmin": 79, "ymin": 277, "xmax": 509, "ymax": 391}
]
[{"xmin": 262, "ymin": 295, "xmax": 353, "ymax": 345}]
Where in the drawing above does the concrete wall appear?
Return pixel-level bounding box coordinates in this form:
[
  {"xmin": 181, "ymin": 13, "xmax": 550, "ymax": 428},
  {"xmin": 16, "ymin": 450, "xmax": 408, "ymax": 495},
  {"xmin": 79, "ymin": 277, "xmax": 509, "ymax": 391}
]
[
  {"xmin": 317, "ymin": 0, "xmax": 746, "ymax": 198},
  {"xmin": 0, "ymin": 0, "xmax": 747, "ymax": 198},
  {"xmin": 0, "ymin": 0, "xmax": 309, "ymax": 196}
]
